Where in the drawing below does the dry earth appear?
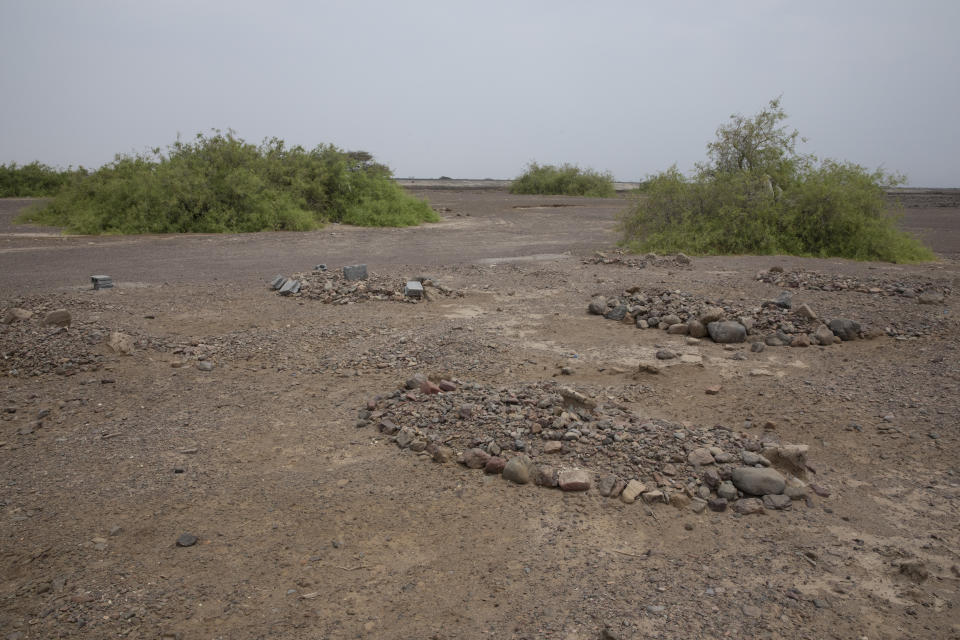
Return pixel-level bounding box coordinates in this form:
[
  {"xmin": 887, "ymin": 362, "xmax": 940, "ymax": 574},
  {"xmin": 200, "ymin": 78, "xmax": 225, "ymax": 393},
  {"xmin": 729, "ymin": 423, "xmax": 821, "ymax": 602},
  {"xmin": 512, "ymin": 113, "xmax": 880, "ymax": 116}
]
[{"xmin": 1, "ymin": 190, "xmax": 959, "ymax": 640}]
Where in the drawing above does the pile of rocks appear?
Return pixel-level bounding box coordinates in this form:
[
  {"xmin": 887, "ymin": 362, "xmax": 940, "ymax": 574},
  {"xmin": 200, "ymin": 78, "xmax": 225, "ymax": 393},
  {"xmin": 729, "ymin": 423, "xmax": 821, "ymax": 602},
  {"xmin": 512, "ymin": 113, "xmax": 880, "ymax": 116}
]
[
  {"xmin": 358, "ymin": 378, "xmax": 819, "ymax": 514},
  {"xmin": 588, "ymin": 288, "xmax": 861, "ymax": 347},
  {"xmin": 1, "ymin": 307, "xmax": 107, "ymax": 377},
  {"xmin": 756, "ymin": 267, "xmax": 951, "ymax": 303},
  {"xmin": 275, "ymin": 269, "xmax": 460, "ymax": 304},
  {"xmin": 582, "ymin": 250, "xmax": 693, "ymax": 269}
]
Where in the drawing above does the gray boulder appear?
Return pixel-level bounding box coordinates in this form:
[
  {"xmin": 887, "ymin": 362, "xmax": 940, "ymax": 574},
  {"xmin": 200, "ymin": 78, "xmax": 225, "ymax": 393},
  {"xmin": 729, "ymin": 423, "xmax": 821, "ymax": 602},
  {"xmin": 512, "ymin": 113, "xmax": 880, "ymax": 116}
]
[
  {"xmin": 828, "ymin": 318, "xmax": 860, "ymax": 341},
  {"xmin": 707, "ymin": 321, "xmax": 747, "ymax": 344},
  {"xmin": 731, "ymin": 467, "xmax": 786, "ymax": 496}
]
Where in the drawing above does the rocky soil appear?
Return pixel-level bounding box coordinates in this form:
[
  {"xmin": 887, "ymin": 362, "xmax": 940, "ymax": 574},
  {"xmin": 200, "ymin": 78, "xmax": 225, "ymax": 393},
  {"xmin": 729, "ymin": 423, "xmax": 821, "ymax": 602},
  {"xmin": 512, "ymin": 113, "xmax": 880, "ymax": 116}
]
[{"xmin": 1, "ymin": 190, "xmax": 959, "ymax": 640}]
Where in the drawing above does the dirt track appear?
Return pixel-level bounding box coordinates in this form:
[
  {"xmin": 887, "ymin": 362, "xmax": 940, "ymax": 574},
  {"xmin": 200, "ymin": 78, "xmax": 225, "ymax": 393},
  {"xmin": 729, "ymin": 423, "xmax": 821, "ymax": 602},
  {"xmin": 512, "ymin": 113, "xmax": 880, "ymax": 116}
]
[{"xmin": 1, "ymin": 191, "xmax": 959, "ymax": 640}]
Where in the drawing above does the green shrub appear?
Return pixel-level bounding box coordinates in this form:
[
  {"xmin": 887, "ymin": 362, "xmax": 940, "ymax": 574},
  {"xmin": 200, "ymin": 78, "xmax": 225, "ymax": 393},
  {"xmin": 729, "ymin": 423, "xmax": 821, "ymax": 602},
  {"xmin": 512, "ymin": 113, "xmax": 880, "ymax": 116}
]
[
  {"xmin": 510, "ymin": 162, "xmax": 615, "ymax": 197},
  {"xmin": 17, "ymin": 131, "xmax": 438, "ymax": 234},
  {"xmin": 619, "ymin": 99, "xmax": 934, "ymax": 263},
  {"xmin": 0, "ymin": 161, "xmax": 78, "ymax": 197}
]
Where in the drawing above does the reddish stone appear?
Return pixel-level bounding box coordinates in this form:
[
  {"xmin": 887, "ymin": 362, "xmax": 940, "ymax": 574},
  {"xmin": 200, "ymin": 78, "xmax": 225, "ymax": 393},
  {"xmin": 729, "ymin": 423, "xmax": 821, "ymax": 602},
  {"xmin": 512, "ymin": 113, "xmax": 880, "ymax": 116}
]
[
  {"xmin": 438, "ymin": 380, "xmax": 457, "ymax": 392},
  {"xmin": 484, "ymin": 457, "xmax": 506, "ymax": 474},
  {"xmin": 420, "ymin": 380, "xmax": 442, "ymax": 395},
  {"xmin": 558, "ymin": 469, "xmax": 591, "ymax": 492}
]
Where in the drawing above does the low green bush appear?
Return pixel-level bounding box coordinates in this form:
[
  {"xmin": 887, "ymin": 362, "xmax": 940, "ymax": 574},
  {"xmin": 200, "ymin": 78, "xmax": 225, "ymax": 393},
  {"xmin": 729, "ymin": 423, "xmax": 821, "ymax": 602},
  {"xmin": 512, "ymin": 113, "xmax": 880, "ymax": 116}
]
[
  {"xmin": 17, "ymin": 131, "xmax": 438, "ymax": 234},
  {"xmin": 510, "ymin": 162, "xmax": 615, "ymax": 197},
  {"xmin": 0, "ymin": 161, "xmax": 78, "ymax": 197},
  {"xmin": 619, "ymin": 99, "xmax": 934, "ymax": 263}
]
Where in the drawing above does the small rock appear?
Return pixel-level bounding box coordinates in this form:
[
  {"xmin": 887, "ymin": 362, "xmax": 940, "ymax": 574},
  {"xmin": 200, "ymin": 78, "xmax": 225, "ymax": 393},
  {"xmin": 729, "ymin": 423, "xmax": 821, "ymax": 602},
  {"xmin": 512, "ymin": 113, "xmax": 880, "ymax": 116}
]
[
  {"xmin": 620, "ymin": 479, "xmax": 646, "ymax": 504},
  {"xmin": 604, "ymin": 305, "xmax": 628, "ymax": 321},
  {"xmin": 420, "ymin": 379, "xmax": 442, "ymax": 394},
  {"xmin": 2, "ymin": 308, "xmax": 32, "ymax": 324},
  {"xmin": 176, "ymin": 533, "xmax": 198, "ymax": 547},
  {"xmin": 732, "ymin": 498, "xmax": 765, "ymax": 515},
  {"xmin": 708, "ymin": 498, "xmax": 727, "ymax": 512},
  {"xmin": 195, "ymin": 361, "xmax": 214, "ymax": 371},
  {"xmin": 750, "ymin": 341, "xmax": 765, "ymax": 353},
  {"xmin": 794, "ymin": 303, "xmax": 817, "ymax": 320},
  {"xmin": 717, "ymin": 481, "xmax": 738, "ymax": 501},
  {"xmin": 918, "ymin": 291, "xmax": 944, "ymax": 305},
  {"xmin": 704, "ymin": 385, "xmax": 721, "ymax": 395},
  {"xmin": 484, "ymin": 457, "xmax": 506, "ymax": 474},
  {"xmin": 107, "ymin": 332, "xmax": 134, "ymax": 355},
  {"xmin": 687, "ymin": 320, "xmax": 708, "ymax": 338},
  {"xmin": 666, "ymin": 323, "xmax": 688, "ymax": 335},
  {"xmin": 762, "ymin": 494, "xmax": 792, "ymax": 510},
  {"xmin": 43, "ymin": 309, "xmax": 71, "ymax": 327},
  {"xmin": 558, "ymin": 469, "xmax": 591, "ymax": 491},
  {"xmin": 588, "ymin": 297, "xmax": 608, "ymax": 315},
  {"xmin": 534, "ymin": 465, "xmax": 559, "ymax": 488},
  {"xmin": 688, "ymin": 447, "xmax": 715, "ymax": 465},
  {"xmin": 460, "ymin": 448, "xmax": 490, "ymax": 469},
  {"xmin": 655, "ymin": 349, "xmax": 676, "ymax": 360},
  {"xmin": 597, "ymin": 474, "xmax": 622, "ymax": 497},
  {"xmin": 502, "ymin": 456, "xmax": 532, "ymax": 484},
  {"xmin": 432, "ymin": 446, "xmax": 454, "ymax": 463},
  {"xmin": 828, "ymin": 318, "xmax": 860, "ymax": 341},
  {"xmin": 699, "ymin": 307, "xmax": 724, "ymax": 324},
  {"xmin": 813, "ymin": 324, "xmax": 835, "ymax": 346},
  {"xmin": 790, "ymin": 334, "xmax": 810, "ymax": 348},
  {"xmin": 543, "ymin": 440, "xmax": 563, "ymax": 454},
  {"xmin": 742, "ymin": 604, "xmax": 762, "ymax": 618}
]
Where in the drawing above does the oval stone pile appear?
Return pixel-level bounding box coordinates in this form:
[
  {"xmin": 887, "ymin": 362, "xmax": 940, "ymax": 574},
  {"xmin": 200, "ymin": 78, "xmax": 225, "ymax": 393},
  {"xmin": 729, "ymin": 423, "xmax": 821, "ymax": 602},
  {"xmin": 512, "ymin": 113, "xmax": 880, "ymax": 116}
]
[{"xmin": 358, "ymin": 379, "xmax": 817, "ymax": 515}]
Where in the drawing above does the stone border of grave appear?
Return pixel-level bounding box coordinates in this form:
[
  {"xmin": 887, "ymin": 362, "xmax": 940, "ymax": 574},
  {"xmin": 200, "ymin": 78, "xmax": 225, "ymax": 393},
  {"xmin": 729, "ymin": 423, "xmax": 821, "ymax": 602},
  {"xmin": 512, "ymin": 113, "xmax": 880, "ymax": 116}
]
[
  {"xmin": 357, "ymin": 378, "xmax": 825, "ymax": 516},
  {"xmin": 588, "ymin": 288, "xmax": 868, "ymax": 349}
]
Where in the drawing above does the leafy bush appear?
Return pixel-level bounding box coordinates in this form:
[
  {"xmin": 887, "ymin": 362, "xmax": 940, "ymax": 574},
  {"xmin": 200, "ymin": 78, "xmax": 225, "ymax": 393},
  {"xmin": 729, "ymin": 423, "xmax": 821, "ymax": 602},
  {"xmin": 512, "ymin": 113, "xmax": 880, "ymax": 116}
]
[
  {"xmin": 17, "ymin": 131, "xmax": 438, "ymax": 234},
  {"xmin": 619, "ymin": 99, "xmax": 934, "ymax": 263},
  {"xmin": 510, "ymin": 162, "xmax": 615, "ymax": 197},
  {"xmin": 0, "ymin": 161, "xmax": 78, "ymax": 197}
]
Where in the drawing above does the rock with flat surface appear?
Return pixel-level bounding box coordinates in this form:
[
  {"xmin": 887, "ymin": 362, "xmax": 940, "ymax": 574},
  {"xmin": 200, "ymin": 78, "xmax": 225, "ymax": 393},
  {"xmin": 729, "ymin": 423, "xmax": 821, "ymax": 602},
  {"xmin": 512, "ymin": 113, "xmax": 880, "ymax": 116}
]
[
  {"xmin": 2, "ymin": 308, "xmax": 32, "ymax": 324},
  {"xmin": 732, "ymin": 498, "xmax": 765, "ymax": 515},
  {"xmin": 731, "ymin": 467, "xmax": 786, "ymax": 496},
  {"xmin": 558, "ymin": 469, "xmax": 590, "ymax": 491},
  {"xmin": 620, "ymin": 479, "xmax": 646, "ymax": 504},
  {"xmin": 44, "ymin": 309, "xmax": 71, "ymax": 327}
]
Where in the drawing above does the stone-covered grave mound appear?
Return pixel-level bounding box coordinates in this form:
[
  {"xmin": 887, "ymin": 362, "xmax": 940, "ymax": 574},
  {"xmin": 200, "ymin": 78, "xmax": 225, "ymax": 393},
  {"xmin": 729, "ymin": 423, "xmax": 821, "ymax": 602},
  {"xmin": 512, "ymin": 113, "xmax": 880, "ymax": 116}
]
[
  {"xmin": 271, "ymin": 268, "xmax": 461, "ymax": 304},
  {"xmin": 581, "ymin": 250, "xmax": 693, "ymax": 269},
  {"xmin": 358, "ymin": 377, "xmax": 822, "ymax": 515},
  {"xmin": 2, "ymin": 305, "xmax": 110, "ymax": 378},
  {"xmin": 588, "ymin": 287, "xmax": 874, "ymax": 348},
  {"xmin": 756, "ymin": 267, "xmax": 951, "ymax": 303}
]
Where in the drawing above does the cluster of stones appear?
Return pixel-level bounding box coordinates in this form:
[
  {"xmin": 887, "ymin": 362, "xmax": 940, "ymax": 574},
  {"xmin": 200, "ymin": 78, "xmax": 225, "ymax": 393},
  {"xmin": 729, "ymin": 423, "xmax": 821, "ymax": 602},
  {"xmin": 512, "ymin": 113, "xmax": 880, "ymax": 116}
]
[
  {"xmin": 756, "ymin": 267, "xmax": 950, "ymax": 303},
  {"xmin": 281, "ymin": 270, "xmax": 459, "ymax": 305},
  {"xmin": 1, "ymin": 307, "xmax": 107, "ymax": 377},
  {"xmin": 589, "ymin": 287, "xmax": 866, "ymax": 348},
  {"xmin": 358, "ymin": 378, "xmax": 819, "ymax": 514},
  {"xmin": 582, "ymin": 250, "xmax": 693, "ymax": 269}
]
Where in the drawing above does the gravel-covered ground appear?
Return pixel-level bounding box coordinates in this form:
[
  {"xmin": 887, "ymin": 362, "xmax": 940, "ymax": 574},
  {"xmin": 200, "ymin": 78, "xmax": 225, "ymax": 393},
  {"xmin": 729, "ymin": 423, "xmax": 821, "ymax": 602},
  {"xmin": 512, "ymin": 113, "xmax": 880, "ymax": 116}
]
[{"xmin": 1, "ymin": 191, "xmax": 959, "ymax": 640}]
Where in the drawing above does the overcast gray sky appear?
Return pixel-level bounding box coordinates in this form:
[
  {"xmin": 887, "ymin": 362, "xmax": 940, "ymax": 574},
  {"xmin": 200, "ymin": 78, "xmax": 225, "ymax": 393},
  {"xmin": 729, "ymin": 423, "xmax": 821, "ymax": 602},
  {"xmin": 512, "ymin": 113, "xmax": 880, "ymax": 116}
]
[{"xmin": 1, "ymin": 0, "xmax": 958, "ymax": 186}]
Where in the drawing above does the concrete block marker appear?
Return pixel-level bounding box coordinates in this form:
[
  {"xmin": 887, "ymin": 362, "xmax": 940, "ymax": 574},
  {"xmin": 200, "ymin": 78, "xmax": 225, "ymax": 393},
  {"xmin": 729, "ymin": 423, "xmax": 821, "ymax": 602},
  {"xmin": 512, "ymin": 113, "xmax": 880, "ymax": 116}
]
[
  {"xmin": 343, "ymin": 264, "xmax": 368, "ymax": 281},
  {"xmin": 278, "ymin": 279, "xmax": 301, "ymax": 296},
  {"xmin": 404, "ymin": 281, "xmax": 424, "ymax": 298},
  {"xmin": 91, "ymin": 275, "xmax": 113, "ymax": 290},
  {"xmin": 270, "ymin": 275, "xmax": 286, "ymax": 290}
]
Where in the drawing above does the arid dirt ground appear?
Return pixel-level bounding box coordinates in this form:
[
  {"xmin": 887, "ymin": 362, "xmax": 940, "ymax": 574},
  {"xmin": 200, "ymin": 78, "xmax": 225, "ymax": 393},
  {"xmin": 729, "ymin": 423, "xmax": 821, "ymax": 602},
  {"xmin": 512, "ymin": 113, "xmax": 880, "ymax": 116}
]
[{"xmin": 1, "ymin": 190, "xmax": 959, "ymax": 640}]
